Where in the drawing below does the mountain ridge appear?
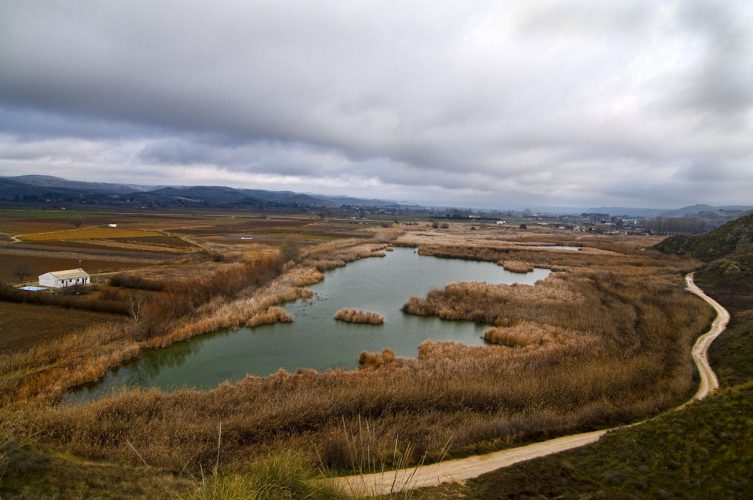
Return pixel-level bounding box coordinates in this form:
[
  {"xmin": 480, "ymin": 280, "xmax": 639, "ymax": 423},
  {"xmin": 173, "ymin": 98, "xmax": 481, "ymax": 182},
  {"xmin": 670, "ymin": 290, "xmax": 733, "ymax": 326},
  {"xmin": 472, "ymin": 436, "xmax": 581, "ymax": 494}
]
[{"xmin": 0, "ymin": 175, "xmax": 402, "ymax": 209}]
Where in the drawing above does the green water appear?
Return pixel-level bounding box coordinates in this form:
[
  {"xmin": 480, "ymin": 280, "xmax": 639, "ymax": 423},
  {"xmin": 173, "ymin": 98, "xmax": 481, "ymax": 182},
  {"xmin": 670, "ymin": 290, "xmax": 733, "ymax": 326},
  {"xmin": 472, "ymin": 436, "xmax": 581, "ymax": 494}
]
[{"xmin": 67, "ymin": 248, "xmax": 549, "ymax": 400}]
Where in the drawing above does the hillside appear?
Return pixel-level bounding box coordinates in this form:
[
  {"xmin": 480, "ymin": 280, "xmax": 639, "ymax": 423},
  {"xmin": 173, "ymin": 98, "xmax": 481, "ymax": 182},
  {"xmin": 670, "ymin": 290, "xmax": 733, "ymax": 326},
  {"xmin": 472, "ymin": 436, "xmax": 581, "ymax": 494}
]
[
  {"xmin": 655, "ymin": 213, "xmax": 753, "ymax": 309},
  {"xmin": 655, "ymin": 212, "xmax": 753, "ymax": 261}
]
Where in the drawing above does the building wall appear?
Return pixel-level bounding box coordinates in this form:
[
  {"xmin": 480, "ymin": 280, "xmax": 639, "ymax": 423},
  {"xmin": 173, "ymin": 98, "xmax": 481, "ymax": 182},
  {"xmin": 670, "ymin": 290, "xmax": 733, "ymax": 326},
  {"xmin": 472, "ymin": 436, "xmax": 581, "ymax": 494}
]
[
  {"xmin": 38, "ymin": 274, "xmax": 60, "ymax": 288},
  {"xmin": 38, "ymin": 274, "xmax": 90, "ymax": 288}
]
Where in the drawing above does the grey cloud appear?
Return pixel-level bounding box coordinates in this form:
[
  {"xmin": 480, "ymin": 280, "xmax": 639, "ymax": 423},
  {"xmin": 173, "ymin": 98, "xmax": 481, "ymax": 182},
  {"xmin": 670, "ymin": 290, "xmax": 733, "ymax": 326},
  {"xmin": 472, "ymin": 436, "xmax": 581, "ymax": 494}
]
[
  {"xmin": 673, "ymin": 0, "xmax": 753, "ymax": 119},
  {"xmin": 0, "ymin": 0, "xmax": 752, "ymax": 208}
]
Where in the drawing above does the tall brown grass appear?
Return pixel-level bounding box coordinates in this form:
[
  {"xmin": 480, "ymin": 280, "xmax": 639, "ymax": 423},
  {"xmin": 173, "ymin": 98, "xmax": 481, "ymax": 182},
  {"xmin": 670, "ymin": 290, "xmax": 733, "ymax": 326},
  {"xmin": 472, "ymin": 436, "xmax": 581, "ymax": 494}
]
[
  {"xmin": 483, "ymin": 322, "xmax": 580, "ymax": 348},
  {"xmin": 334, "ymin": 309, "xmax": 384, "ymax": 325}
]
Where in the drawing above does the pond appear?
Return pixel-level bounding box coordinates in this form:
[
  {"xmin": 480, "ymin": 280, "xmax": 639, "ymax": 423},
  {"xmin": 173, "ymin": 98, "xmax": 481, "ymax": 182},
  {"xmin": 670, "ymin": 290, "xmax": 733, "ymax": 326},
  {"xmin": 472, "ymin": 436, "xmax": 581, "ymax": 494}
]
[{"xmin": 67, "ymin": 247, "xmax": 550, "ymax": 401}]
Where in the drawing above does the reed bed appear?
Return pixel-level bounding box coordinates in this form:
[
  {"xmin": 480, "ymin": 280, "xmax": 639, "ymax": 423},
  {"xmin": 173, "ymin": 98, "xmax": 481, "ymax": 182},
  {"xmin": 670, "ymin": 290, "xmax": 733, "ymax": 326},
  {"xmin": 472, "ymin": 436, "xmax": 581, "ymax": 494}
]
[
  {"xmin": 334, "ymin": 309, "xmax": 384, "ymax": 325},
  {"xmin": 0, "ymin": 230, "xmax": 714, "ymax": 479}
]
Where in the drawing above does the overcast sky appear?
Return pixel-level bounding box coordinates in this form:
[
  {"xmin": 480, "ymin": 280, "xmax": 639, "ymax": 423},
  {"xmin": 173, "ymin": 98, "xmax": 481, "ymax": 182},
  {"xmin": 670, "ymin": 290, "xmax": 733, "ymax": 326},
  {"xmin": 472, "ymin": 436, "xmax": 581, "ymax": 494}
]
[{"xmin": 1, "ymin": 1, "xmax": 752, "ymax": 209}]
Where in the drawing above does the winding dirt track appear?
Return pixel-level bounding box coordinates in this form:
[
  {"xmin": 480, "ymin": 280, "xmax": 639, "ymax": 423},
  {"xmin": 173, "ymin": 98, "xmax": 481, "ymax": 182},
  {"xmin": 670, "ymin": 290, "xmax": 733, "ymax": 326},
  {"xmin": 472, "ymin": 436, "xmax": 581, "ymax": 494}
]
[{"xmin": 335, "ymin": 273, "xmax": 729, "ymax": 496}]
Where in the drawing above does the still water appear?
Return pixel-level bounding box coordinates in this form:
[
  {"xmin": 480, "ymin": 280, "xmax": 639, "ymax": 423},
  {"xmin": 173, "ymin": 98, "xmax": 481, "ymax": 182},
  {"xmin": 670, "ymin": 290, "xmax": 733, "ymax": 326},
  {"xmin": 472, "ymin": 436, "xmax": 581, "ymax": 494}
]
[{"xmin": 68, "ymin": 248, "xmax": 549, "ymax": 400}]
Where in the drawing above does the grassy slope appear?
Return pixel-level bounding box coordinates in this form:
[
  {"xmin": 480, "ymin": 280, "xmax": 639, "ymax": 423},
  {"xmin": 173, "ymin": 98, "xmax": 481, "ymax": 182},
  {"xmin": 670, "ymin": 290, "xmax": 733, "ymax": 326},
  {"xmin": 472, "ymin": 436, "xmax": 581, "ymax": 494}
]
[
  {"xmin": 657, "ymin": 212, "xmax": 753, "ymax": 313},
  {"xmin": 419, "ymin": 382, "xmax": 753, "ymax": 500},
  {"xmin": 709, "ymin": 310, "xmax": 753, "ymax": 388},
  {"xmin": 0, "ymin": 441, "xmax": 344, "ymax": 500},
  {"xmin": 0, "ymin": 445, "xmax": 193, "ymax": 499}
]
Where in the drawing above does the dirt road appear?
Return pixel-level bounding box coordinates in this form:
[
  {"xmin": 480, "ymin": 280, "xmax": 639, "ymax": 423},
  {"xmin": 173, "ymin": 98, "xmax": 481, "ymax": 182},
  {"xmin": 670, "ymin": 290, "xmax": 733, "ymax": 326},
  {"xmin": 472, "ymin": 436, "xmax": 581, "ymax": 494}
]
[
  {"xmin": 335, "ymin": 273, "xmax": 729, "ymax": 496},
  {"xmin": 684, "ymin": 274, "xmax": 729, "ymax": 400}
]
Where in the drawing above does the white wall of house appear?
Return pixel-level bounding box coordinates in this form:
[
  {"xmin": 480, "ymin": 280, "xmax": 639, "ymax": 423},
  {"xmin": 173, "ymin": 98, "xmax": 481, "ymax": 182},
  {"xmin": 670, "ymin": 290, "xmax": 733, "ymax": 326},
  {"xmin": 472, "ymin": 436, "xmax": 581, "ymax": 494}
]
[
  {"xmin": 38, "ymin": 273, "xmax": 90, "ymax": 288},
  {"xmin": 38, "ymin": 273, "xmax": 61, "ymax": 288}
]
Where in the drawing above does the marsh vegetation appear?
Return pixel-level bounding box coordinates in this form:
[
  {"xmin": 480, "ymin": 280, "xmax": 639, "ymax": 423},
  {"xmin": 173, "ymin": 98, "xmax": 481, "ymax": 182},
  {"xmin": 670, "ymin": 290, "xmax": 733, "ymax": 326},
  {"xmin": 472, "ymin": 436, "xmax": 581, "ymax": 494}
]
[{"xmin": 0, "ymin": 216, "xmax": 714, "ymax": 493}]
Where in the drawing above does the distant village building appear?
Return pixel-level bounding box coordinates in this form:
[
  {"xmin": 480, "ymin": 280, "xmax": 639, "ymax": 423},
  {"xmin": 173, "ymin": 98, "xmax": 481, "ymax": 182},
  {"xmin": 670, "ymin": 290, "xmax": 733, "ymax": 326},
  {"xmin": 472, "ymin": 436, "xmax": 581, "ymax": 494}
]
[{"xmin": 38, "ymin": 268, "xmax": 90, "ymax": 288}]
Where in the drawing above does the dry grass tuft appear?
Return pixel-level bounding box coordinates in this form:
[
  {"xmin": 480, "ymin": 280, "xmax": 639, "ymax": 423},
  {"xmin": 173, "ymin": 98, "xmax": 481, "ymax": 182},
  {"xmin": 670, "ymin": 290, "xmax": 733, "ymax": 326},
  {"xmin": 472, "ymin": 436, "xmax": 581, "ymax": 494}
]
[
  {"xmin": 289, "ymin": 268, "xmax": 325, "ymax": 287},
  {"xmin": 499, "ymin": 260, "xmax": 535, "ymax": 273},
  {"xmin": 334, "ymin": 309, "xmax": 384, "ymax": 325},
  {"xmin": 358, "ymin": 349, "xmax": 397, "ymax": 368},
  {"xmin": 246, "ymin": 307, "xmax": 293, "ymax": 327}
]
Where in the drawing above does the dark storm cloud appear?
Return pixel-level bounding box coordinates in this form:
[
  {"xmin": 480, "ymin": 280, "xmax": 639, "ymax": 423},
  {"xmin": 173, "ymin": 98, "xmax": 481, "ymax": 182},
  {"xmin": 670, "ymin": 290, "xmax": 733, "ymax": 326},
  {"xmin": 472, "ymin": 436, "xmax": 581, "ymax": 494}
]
[{"xmin": 0, "ymin": 0, "xmax": 752, "ymax": 208}]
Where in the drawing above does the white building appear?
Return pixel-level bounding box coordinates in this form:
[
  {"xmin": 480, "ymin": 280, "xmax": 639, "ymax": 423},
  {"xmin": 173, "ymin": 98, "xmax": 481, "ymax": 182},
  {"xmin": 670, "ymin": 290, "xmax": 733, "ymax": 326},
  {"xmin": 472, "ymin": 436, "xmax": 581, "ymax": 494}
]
[{"xmin": 38, "ymin": 268, "xmax": 90, "ymax": 288}]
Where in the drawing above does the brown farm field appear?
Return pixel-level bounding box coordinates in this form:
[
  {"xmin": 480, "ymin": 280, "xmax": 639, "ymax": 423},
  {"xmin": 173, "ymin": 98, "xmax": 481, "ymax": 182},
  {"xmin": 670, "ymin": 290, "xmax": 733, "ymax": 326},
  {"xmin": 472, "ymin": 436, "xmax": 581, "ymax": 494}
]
[
  {"xmin": 0, "ymin": 301, "xmax": 124, "ymax": 354},
  {"xmin": 18, "ymin": 227, "xmax": 163, "ymax": 241},
  {"xmin": 0, "ymin": 211, "xmax": 717, "ymax": 497}
]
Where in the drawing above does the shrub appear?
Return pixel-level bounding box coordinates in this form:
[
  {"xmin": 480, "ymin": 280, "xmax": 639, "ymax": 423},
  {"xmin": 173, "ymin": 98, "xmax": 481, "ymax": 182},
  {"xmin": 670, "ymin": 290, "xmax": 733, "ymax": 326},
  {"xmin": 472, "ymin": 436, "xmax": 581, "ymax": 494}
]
[
  {"xmin": 0, "ymin": 282, "xmax": 131, "ymax": 315},
  {"xmin": 279, "ymin": 240, "xmax": 300, "ymax": 262},
  {"xmin": 109, "ymin": 274, "xmax": 166, "ymax": 292},
  {"xmin": 182, "ymin": 450, "xmax": 345, "ymax": 500}
]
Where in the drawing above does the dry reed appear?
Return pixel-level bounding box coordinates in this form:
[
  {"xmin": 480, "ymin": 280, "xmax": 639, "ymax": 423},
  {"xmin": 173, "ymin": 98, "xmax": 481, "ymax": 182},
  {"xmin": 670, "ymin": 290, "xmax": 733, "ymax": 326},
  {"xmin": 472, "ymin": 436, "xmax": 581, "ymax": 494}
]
[
  {"xmin": 246, "ymin": 307, "xmax": 293, "ymax": 327},
  {"xmin": 499, "ymin": 260, "xmax": 535, "ymax": 273},
  {"xmin": 334, "ymin": 309, "xmax": 384, "ymax": 325}
]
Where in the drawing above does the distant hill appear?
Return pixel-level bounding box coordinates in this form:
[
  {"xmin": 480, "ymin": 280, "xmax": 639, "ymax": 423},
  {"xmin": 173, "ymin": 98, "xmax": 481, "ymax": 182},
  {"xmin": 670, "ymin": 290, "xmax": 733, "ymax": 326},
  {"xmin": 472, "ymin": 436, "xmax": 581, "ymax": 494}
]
[
  {"xmin": 0, "ymin": 175, "xmax": 401, "ymax": 210},
  {"xmin": 655, "ymin": 212, "xmax": 753, "ymax": 311},
  {"xmin": 584, "ymin": 204, "xmax": 752, "ymax": 218},
  {"xmin": 659, "ymin": 204, "xmax": 719, "ymax": 217},
  {"xmin": 7, "ymin": 175, "xmax": 156, "ymax": 194}
]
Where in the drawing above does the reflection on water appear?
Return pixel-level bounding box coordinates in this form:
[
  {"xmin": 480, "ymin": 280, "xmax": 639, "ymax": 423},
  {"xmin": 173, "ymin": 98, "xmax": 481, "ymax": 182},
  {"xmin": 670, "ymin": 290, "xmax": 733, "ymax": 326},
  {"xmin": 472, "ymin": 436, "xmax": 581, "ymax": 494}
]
[
  {"xmin": 67, "ymin": 247, "xmax": 550, "ymax": 402},
  {"xmin": 138, "ymin": 341, "xmax": 198, "ymax": 380}
]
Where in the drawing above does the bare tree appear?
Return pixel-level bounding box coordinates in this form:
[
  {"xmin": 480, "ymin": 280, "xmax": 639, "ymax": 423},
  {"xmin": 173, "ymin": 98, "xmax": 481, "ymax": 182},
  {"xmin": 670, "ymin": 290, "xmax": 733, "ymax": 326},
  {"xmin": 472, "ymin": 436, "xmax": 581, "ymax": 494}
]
[
  {"xmin": 12, "ymin": 262, "xmax": 31, "ymax": 282},
  {"xmin": 70, "ymin": 218, "xmax": 82, "ymax": 229},
  {"xmin": 127, "ymin": 293, "xmax": 147, "ymax": 324}
]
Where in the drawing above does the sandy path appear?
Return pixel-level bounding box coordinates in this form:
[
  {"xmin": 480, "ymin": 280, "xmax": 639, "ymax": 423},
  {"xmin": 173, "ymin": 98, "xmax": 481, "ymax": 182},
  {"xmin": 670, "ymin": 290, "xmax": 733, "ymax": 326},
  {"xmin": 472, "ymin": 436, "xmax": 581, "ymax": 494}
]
[
  {"xmin": 335, "ymin": 273, "xmax": 729, "ymax": 496},
  {"xmin": 684, "ymin": 273, "xmax": 729, "ymax": 401}
]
